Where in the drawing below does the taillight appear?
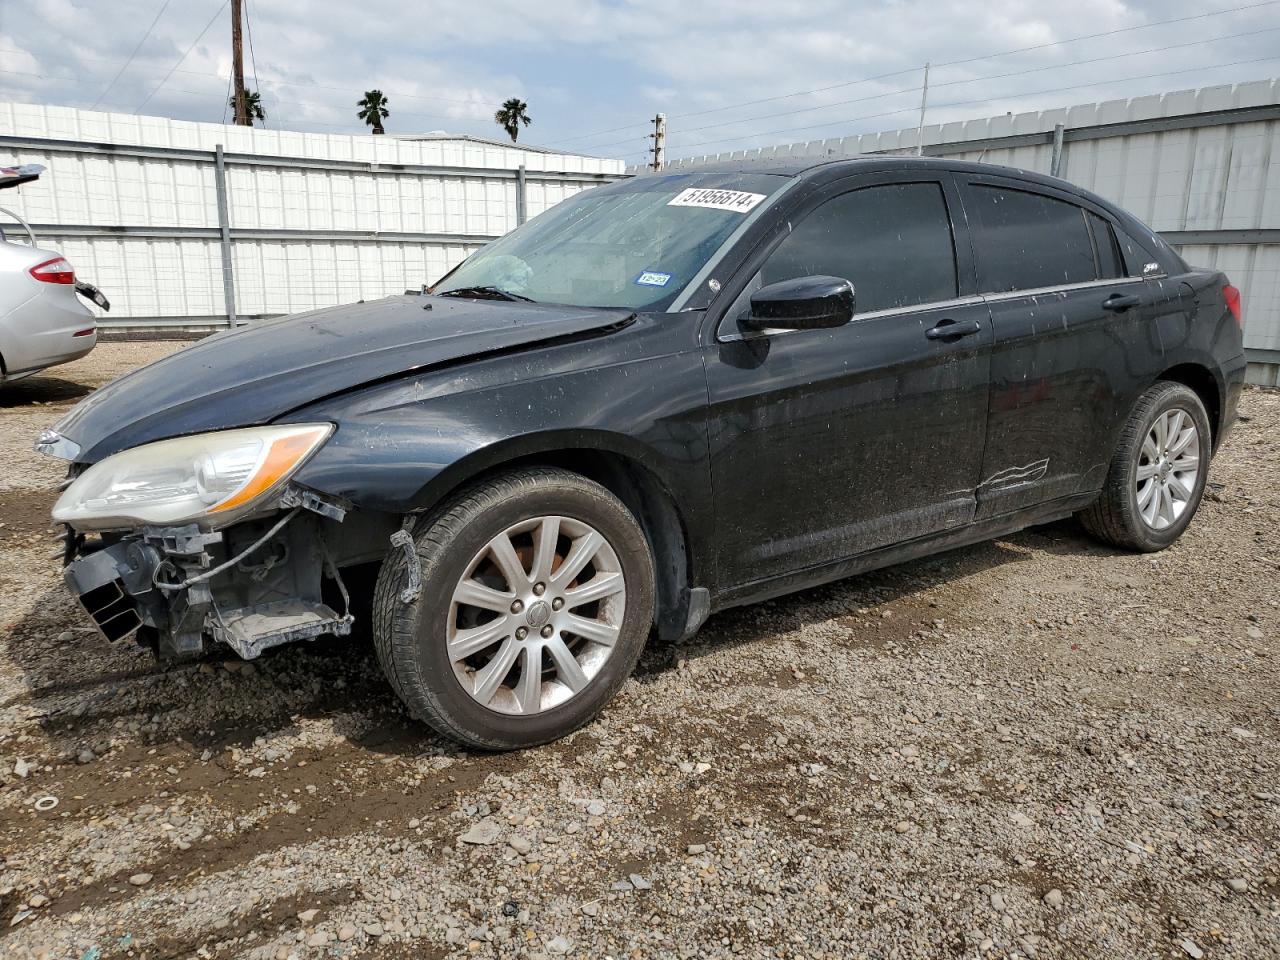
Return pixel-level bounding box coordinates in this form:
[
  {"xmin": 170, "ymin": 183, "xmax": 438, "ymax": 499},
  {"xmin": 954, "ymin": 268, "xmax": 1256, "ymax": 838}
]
[
  {"xmin": 1223, "ymin": 283, "xmax": 1243, "ymax": 328},
  {"xmin": 29, "ymin": 256, "xmax": 75, "ymax": 284}
]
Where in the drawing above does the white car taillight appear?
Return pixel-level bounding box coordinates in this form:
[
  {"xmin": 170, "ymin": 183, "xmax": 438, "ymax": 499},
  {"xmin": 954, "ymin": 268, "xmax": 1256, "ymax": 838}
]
[{"xmin": 29, "ymin": 256, "xmax": 75, "ymax": 284}]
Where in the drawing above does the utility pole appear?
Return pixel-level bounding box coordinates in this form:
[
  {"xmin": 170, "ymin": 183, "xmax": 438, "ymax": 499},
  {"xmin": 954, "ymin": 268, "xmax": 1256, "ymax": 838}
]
[
  {"xmin": 915, "ymin": 62, "xmax": 930, "ymax": 156},
  {"xmin": 231, "ymin": 0, "xmax": 249, "ymax": 126},
  {"xmin": 649, "ymin": 113, "xmax": 666, "ymax": 171}
]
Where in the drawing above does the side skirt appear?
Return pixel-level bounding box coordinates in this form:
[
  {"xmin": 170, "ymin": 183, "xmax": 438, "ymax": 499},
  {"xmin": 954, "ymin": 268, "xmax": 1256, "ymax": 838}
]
[{"xmin": 710, "ymin": 491, "xmax": 1099, "ymax": 613}]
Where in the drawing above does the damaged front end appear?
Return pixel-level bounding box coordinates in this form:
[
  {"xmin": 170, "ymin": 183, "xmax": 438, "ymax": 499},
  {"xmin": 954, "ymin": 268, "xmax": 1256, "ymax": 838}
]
[
  {"xmin": 62, "ymin": 490, "xmax": 354, "ymax": 660},
  {"xmin": 42, "ymin": 423, "xmax": 392, "ymax": 661}
]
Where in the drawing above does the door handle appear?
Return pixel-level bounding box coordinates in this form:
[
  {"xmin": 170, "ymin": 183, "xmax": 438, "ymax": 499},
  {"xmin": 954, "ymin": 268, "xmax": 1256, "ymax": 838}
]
[
  {"xmin": 925, "ymin": 318, "xmax": 982, "ymax": 340},
  {"xmin": 1102, "ymin": 293, "xmax": 1142, "ymax": 312}
]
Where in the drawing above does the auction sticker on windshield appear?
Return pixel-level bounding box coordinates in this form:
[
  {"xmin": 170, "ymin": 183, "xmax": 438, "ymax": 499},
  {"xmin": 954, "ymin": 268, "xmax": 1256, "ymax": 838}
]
[{"xmin": 668, "ymin": 188, "xmax": 766, "ymax": 213}]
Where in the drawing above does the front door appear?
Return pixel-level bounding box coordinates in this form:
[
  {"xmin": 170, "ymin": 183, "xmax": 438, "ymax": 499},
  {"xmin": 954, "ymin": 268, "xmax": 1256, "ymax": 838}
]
[{"xmin": 703, "ymin": 174, "xmax": 992, "ymax": 594}]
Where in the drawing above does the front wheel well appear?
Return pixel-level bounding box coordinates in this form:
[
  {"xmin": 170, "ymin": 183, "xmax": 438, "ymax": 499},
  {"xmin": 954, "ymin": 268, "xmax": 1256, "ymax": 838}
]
[
  {"xmin": 1157, "ymin": 364, "xmax": 1221, "ymax": 447},
  {"xmin": 426, "ymin": 449, "xmax": 694, "ymax": 642}
]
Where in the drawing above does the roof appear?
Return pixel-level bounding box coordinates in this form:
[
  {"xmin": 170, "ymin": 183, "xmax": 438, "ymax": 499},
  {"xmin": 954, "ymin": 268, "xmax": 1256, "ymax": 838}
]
[
  {"xmin": 630, "ymin": 154, "xmax": 1093, "ymax": 192},
  {"xmin": 639, "ymin": 154, "xmax": 1040, "ymax": 178}
]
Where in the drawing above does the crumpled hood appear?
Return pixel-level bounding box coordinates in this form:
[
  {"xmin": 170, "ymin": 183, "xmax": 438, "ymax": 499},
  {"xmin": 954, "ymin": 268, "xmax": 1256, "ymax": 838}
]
[{"xmin": 55, "ymin": 295, "xmax": 633, "ymax": 462}]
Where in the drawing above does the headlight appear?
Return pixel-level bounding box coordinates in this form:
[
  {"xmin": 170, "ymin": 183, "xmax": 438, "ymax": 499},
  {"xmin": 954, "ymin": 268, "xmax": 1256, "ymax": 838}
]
[{"xmin": 52, "ymin": 424, "xmax": 333, "ymax": 532}]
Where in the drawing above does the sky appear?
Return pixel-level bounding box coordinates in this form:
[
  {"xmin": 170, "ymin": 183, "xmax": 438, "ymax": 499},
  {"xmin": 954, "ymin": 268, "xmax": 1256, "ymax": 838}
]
[{"xmin": 1, "ymin": 0, "xmax": 1278, "ymax": 165}]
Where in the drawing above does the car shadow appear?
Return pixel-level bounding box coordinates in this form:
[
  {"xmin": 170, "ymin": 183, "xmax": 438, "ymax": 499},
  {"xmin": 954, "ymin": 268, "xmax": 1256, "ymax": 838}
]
[
  {"xmin": 3, "ymin": 517, "xmax": 1120, "ymax": 763},
  {"xmin": 632, "ymin": 515, "xmax": 1121, "ymax": 681},
  {"xmin": 0, "ymin": 374, "xmax": 94, "ymax": 407}
]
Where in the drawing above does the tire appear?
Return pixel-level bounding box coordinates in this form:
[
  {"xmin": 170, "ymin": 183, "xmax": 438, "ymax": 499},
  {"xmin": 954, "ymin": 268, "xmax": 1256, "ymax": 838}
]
[
  {"xmin": 1078, "ymin": 381, "xmax": 1212, "ymax": 552},
  {"xmin": 372, "ymin": 467, "xmax": 655, "ymax": 750}
]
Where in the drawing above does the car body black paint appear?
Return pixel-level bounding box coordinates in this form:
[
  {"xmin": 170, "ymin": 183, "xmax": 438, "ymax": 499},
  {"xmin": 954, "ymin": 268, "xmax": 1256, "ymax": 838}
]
[
  {"xmin": 52, "ymin": 157, "xmax": 1246, "ymax": 627},
  {"xmin": 53, "ymin": 296, "xmax": 635, "ymax": 462}
]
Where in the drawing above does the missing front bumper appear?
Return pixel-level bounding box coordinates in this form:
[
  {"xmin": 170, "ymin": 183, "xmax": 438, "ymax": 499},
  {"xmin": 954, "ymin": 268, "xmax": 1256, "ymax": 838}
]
[{"xmin": 62, "ymin": 506, "xmax": 352, "ymax": 660}]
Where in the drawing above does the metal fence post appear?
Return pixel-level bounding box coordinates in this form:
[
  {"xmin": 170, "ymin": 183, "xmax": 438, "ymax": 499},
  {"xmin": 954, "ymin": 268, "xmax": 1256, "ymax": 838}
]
[
  {"xmin": 516, "ymin": 164, "xmax": 528, "ymax": 226},
  {"xmin": 214, "ymin": 144, "xmax": 238, "ymax": 328},
  {"xmin": 1049, "ymin": 123, "xmax": 1066, "ymax": 178}
]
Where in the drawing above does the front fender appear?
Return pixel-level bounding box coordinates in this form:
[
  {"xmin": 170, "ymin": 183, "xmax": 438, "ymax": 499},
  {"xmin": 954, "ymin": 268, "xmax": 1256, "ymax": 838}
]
[
  {"xmin": 298, "ymin": 419, "xmax": 695, "ymax": 514},
  {"xmin": 284, "ymin": 343, "xmax": 716, "ymax": 588}
]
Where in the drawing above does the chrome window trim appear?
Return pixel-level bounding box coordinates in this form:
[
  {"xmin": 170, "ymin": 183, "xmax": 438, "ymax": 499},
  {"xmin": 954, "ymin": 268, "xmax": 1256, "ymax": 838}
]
[
  {"xmin": 718, "ymin": 294, "xmax": 987, "ymax": 343},
  {"xmin": 980, "ymin": 275, "xmax": 1161, "ymax": 302},
  {"xmin": 717, "ymin": 271, "xmax": 1166, "ymax": 343}
]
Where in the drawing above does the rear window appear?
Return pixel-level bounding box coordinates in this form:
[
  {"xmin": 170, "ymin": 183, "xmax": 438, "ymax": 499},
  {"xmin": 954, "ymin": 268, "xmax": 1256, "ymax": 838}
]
[{"xmin": 967, "ymin": 185, "xmax": 1097, "ymax": 292}]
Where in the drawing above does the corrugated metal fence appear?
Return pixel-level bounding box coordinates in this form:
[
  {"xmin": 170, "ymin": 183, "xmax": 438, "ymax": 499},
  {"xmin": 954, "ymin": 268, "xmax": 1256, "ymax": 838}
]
[
  {"xmin": 0, "ymin": 103, "xmax": 623, "ymax": 332},
  {"xmin": 654, "ymin": 80, "xmax": 1280, "ymax": 386}
]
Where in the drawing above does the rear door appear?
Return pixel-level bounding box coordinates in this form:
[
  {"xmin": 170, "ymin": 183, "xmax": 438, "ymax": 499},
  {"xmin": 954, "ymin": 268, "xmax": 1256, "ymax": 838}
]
[
  {"xmin": 957, "ymin": 175, "xmax": 1156, "ymax": 519},
  {"xmin": 703, "ymin": 172, "xmax": 993, "ymax": 592}
]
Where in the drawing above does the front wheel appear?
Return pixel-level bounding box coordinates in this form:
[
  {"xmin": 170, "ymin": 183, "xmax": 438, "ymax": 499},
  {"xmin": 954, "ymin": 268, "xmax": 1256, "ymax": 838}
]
[
  {"xmin": 1079, "ymin": 381, "xmax": 1211, "ymax": 552},
  {"xmin": 372, "ymin": 468, "xmax": 655, "ymax": 750}
]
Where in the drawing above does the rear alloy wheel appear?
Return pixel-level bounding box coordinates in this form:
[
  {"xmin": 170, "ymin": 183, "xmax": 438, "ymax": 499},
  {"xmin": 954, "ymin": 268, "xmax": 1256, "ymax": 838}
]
[
  {"xmin": 1133, "ymin": 408, "xmax": 1201, "ymax": 531},
  {"xmin": 373, "ymin": 468, "xmax": 654, "ymax": 749},
  {"xmin": 1079, "ymin": 381, "xmax": 1211, "ymax": 552}
]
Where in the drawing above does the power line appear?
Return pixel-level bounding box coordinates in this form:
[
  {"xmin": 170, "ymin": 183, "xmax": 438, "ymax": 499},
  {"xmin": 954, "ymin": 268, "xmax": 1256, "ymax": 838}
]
[
  {"xmin": 669, "ymin": 24, "xmax": 1276, "ymax": 141},
  {"xmin": 675, "ymin": 84, "xmax": 920, "ymax": 137},
  {"xmin": 3, "ymin": 64, "xmax": 494, "ymax": 124},
  {"xmin": 0, "ymin": 47, "xmax": 497, "ymax": 110},
  {"xmin": 1, "ymin": 66, "xmax": 482, "ymax": 127},
  {"xmin": 554, "ymin": 68, "xmax": 922, "ymax": 144},
  {"xmin": 90, "ymin": 0, "xmax": 174, "ymax": 109},
  {"xmin": 933, "ymin": 0, "xmax": 1278, "ymax": 70},
  {"xmin": 556, "ymin": 0, "xmax": 1280, "ymax": 145},
  {"xmin": 667, "ymin": 57, "xmax": 1280, "ymax": 153},
  {"xmin": 135, "ymin": 0, "xmax": 228, "ymax": 113}
]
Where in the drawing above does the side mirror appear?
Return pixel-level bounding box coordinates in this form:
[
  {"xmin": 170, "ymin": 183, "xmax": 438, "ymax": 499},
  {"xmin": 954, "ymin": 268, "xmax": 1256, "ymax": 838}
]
[{"xmin": 743, "ymin": 275, "xmax": 854, "ymax": 331}]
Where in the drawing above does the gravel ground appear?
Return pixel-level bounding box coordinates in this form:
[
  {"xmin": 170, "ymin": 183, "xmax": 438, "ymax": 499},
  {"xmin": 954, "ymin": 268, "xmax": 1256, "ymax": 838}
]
[{"xmin": 2, "ymin": 342, "xmax": 1278, "ymax": 960}]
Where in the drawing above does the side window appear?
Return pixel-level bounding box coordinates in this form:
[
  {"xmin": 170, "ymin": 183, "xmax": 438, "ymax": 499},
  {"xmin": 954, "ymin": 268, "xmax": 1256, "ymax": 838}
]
[
  {"xmin": 758, "ymin": 182, "xmax": 957, "ymax": 314},
  {"xmin": 966, "ymin": 184, "xmax": 1096, "ymax": 292},
  {"xmin": 1087, "ymin": 211, "xmax": 1125, "ymax": 279}
]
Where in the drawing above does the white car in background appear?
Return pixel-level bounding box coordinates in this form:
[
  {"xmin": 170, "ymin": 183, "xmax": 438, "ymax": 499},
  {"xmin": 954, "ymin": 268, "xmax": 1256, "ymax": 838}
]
[{"xmin": 0, "ymin": 164, "xmax": 107, "ymax": 383}]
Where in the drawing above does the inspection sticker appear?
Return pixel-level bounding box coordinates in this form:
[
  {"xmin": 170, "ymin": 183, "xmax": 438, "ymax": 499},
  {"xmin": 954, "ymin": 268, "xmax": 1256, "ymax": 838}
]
[
  {"xmin": 668, "ymin": 187, "xmax": 766, "ymax": 213},
  {"xmin": 635, "ymin": 270, "xmax": 673, "ymax": 287}
]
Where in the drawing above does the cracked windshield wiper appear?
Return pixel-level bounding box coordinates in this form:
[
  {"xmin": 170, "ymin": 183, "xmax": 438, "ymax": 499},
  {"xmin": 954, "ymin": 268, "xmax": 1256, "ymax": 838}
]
[{"xmin": 436, "ymin": 285, "xmax": 536, "ymax": 303}]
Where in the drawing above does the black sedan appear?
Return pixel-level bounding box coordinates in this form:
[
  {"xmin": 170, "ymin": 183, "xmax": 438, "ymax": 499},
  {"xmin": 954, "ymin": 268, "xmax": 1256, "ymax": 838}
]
[{"xmin": 38, "ymin": 157, "xmax": 1246, "ymax": 749}]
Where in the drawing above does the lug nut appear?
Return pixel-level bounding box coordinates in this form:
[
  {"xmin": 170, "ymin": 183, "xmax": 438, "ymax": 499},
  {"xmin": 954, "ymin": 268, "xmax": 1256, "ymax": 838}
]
[
  {"xmin": 510, "ymin": 599, "xmax": 524, "ymax": 614},
  {"xmin": 540, "ymin": 624, "xmax": 554, "ymax": 638},
  {"xmin": 533, "ymin": 582, "xmax": 546, "ymax": 596},
  {"xmin": 516, "ymin": 627, "xmax": 528, "ymax": 640},
  {"xmin": 551, "ymin": 597, "xmax": 564, "ymax": 611}
]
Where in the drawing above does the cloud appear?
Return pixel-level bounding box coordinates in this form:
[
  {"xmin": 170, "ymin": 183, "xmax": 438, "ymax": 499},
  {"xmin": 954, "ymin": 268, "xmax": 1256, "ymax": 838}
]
[{"xmin": 0, "ymin": 0, "xmax": 1275, "ymax": 162}]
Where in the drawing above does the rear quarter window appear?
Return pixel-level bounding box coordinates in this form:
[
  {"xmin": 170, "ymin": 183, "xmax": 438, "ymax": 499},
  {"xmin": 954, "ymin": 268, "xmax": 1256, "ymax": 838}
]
[
  {"xmin": 966, "ymin": 185, "xmax": 1097, "ymax": 292},
  {"xmin": 1087, "ymin": 211, "xmax": 1126, "ymax": 279}
]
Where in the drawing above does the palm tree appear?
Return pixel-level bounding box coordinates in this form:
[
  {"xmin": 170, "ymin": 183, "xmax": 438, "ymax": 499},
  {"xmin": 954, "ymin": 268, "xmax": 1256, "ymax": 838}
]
[
  {"xmin": 357, "ymin": 90, "xmax": 390, "ymax": 135},
  {"xmin": 229, "ymin": 89, "xmax": 266, "ymax": 125},
  {"xmin": 494, "ymin": 98, "xmax": 531, "ymax": 143}
]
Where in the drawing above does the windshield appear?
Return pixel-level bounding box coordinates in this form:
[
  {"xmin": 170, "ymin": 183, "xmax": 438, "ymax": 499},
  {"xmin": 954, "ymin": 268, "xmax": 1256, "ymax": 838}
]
[{"xmin": 433, "ymin": 172, "xmax": 790, "ymax": 310}]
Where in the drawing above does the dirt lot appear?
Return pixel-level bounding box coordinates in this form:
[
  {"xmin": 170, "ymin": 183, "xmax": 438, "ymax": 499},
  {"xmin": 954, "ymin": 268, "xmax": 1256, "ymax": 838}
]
[{"xmin": 1, "ymin": 342, "xmax": 1278, "ymax": 960}]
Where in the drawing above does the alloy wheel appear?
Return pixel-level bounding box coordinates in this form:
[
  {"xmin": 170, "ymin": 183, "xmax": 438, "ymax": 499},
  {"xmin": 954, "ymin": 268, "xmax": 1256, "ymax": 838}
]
[
  {"xmin": 447, "ymin": 515, "xmax": 626, "ymax": 715},
  {"xmin": 1135, "ymin": 408, "xmax": 1201, "ymax": 531}
]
